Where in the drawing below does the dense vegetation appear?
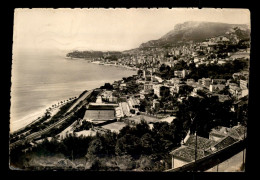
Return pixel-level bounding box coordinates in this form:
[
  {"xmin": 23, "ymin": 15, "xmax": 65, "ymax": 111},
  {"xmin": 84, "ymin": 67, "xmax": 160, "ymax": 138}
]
[
  {"xmin": 10, "ymin": 119, "xmax": 184, "ymax": 170},
  {"xmin": 176, "ymin": 96, "xmax": 239, "ymax": 138},
  {"xmin": 11, "ymin": 93, "xmax": 246, "ymax": 171},
  {"xmin": 154, "ymin": 58, "xmax": 248, "ymax": 81},
  {"xmin": 186, "ymin": 59, "xmax": 249, "ymax": 81},
  {"xmin": 66, "ymin": 50, "xmax": 122, "ymax": 60}
]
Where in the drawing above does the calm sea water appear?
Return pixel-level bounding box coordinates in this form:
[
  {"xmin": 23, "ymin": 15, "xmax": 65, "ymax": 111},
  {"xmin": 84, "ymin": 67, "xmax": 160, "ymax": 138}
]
[{"xmin": 10, "ymin": 49, "xmax": 136, "ymax": 132}]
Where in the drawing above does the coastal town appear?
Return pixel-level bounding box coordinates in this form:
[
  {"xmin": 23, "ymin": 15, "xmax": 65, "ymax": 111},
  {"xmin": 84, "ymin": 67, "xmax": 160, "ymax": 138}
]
[{"xmin": 10, "ymin": 22, "xmax": 249, "ymax": 172}]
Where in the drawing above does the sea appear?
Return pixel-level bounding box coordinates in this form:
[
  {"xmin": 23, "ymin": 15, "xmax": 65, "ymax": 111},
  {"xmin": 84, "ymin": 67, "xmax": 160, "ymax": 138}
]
[{"xmin": 10, "ymin": 49, "xmax": 137, "ymax": 133}]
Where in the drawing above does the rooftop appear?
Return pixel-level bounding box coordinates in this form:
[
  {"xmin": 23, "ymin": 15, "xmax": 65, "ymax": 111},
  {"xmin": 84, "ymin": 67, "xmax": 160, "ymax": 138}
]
[
  {"xmin": 185, "ymin": 135, "xmax": 216, "ymax": 150},
  {"xmin": 210, "ymin": 136, "xmax": 238, "ymax": 152},
  {"xmin": 170, "ymin": 146, "xmax": 207, "ymax": 162},
  {"xmin": 229, "ymin": 125, "xmax": 247, "ymax": 140}
]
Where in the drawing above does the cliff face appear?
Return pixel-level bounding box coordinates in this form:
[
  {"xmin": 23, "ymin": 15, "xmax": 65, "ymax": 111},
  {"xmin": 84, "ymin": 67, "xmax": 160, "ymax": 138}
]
[{"xmin": 139, "ymin": 21, "xmax": 250, "ymax": 48}]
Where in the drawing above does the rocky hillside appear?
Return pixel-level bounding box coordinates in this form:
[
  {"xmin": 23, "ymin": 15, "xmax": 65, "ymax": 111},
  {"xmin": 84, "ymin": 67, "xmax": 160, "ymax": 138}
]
[{"xmin": 139, "ymin": 21, "xmax": 250, "ymax": 48}]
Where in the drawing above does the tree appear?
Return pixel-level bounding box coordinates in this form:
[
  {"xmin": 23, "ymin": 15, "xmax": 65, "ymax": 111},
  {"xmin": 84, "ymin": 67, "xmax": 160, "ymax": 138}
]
[
  {"xmin": 178, "ymin": 85, "xmax": 194, "ymax": 96},
  {"xmin": 134, "ymin": 120, "xmax": 150, "ymax": 138},
  {"xmin": 100, "ymin": 83, "xmax": 113, "ymax": 90},
  {"xmin": 115, "ymin": 134, "xmax": 142, "ymax": 157},
  {"xmin": 86, "ymin": 138, "xmax": 104, "ymax": 159},
  {"xmin": 140, "ymin": 133, "xmax": 155, "ymax": 154}
]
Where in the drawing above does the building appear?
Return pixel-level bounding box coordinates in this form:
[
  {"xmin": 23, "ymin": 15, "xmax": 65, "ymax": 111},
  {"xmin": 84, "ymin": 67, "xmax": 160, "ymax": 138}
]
[
  {"xmin": 209, "ymin": 84, "xmax": 226, "ymax": 92},
  {"xmin": 170, "ymin": 78, "xmax": 181, "ymax": 84},
  {"xmin": 209, "ymin": 126, "xmax": 231, "ymax": 141},
  {"xmin": 232, "ymin": 72, "xmax": 243, "ymax": 80},
  {"xmin": 201, "ymin": 78, "xmax": 212, "ymax": 88},
  {"xmin": 209, "ymin": 125, "xmax": 246, "ymax": 142},
  {"xmin": 240, "ymin": 89, "xmax": 249, "ymax": 98},
  {"xmin": 240, "ymin": 79, "xmax": 248, "ymax": 90},
  {"xmin": 212, "ymin": 79, "xmax": 226, "ymax": 85},
  {"xmin": 170, "ymin": 146, "xmax": 205, "ymax": 169},
  {"xmin": 153, "ymin": 75, "xmax": 163, "ymax": 83},
  {"xmin": 229, "ymin": 86, "xmax": 242, "ymax": 98},
  {"xmin": 174, "ymin": 69, "xmax": 190, "ymax": 78},
  {"xmin": 186, "ymin": 79, "xmax": 195, "ymax": 85},
  {"xmin": 214, "ymin": 94, "xmax": 231, "ymax": 102},
  {"xmin": 120, "ymin": 83, "xmax": 127, "ymax": 90},
  {"xmin": 144, "ymin": 82, "xmax": 154, "ymax": 93},
  {"xmin": 170, "ymin": 135, "xmax": 215, "ymax": 169},
  {"xmin": 101, "ymin": 91, "xmax": 117, "ymax": 103},
  {"xmin": 127, "ymin": 97, "xmax": 140, "ymax": 109},
  {"xmin": 152, "ymin": 99, "xmax": 160, "ymax": 110},
  {"xmin": 153, "ymin": 84, "xmax": 162, "ymax": 97},
  {"xmin": 208, "ymin": 136, "xmax": 238, "ymax": 153},
  {"xmin": 170, "ymin": 84, "xmax": 186, "ymax": 94},
  {"xmin": 170, "ymin": 124, "xmax": 246, "ymax": 170}
]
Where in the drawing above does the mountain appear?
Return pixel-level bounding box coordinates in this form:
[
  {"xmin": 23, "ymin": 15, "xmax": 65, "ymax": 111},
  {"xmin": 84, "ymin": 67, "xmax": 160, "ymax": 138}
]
[{"xmin": 139, "ymin": 21, "xmax": 250, "ymax": 48}]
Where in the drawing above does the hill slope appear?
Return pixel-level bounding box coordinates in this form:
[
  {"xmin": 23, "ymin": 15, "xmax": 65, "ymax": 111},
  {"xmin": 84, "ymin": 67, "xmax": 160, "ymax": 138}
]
[{"xmin": 139, "ymin": 21, "xmax": 250, "ymax": 48}]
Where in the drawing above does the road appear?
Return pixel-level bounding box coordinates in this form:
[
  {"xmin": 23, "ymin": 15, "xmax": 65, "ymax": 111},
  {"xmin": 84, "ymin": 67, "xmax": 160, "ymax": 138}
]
[
  {"xmin": 10, "ymin": 90, "xmax": 93, "ymax": 149},
  {"xmin": 67, "ymin": 90, "xmax": 93, "ymax": 112}
]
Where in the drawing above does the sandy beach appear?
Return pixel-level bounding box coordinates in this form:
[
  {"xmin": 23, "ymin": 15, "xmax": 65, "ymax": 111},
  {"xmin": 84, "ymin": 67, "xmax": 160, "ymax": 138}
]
[{"xmin": 10, "ymin": 99, "xmax": 72, "ymax": 133}]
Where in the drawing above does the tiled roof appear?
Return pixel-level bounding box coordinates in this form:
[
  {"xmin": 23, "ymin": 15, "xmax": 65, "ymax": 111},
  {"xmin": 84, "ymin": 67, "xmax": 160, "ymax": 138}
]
[
  {"xmin": 209, "ymin": 132, "xmax": 226, "ymax": 138},
  {"xmin": 209, "ymin": 126, "xmax": 230, "ymax": 138},
  {"xmin": 209, "ymin": 125, "xmax": 246, "ymax": 141},
  {"xmin": 229, "ymin": 125, "xmax": 247, "ymax": 140},
  {"xmin": 210, "ymin": 136, "xmax": 238, "ymax": 152},
  {"xmin": 171, "ymin": 146, "xmax": 206, "ymax": 162},
  {"xmin": 185, "ymin": 135, "xmax": 216, "ymax": 150}
]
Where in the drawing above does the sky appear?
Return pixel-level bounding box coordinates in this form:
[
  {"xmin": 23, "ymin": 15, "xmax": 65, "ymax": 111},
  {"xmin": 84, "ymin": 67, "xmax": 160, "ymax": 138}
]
[{"xmin": 13, "ymin": 8, "xmax": 250, "ymax": 52}]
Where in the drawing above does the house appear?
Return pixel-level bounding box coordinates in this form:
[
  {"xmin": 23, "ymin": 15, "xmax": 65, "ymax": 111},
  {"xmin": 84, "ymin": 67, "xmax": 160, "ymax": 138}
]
[
  {"xmin": 232, "ymin": 72, "xmax": 243, "ymax": 80},
  {"xmin": 209, "ymin": 125, "xmax": 246, "ymax": 142},
  {"xmin": 228, "ymin": 125, "xmax": 247, "ymax": 141},
  {"xmin": 127, "ymin": 97, "xmax": 140, "ymax": 109},
  {"xmin": 101, "ymin": 90, "xmax": 117, "ymax": 103},
  {"xmin": 119, "ymin": 83, "xmax": 127, "ymax": 90},
  {"xmin": 174, "ymin": 69, "xmax": 190, "ymax": 78},
  {"xmin": 209, "ymin": 126, "xmax": 231, "ymax": 141},
  {"xmin": 169, "ymin": 124, "xmax": 246, "ymax": 170},
  {"xmin": 229, "ymin": 85, "xmax": 242, "ymax": 98},
  {"xmin": 152, "ymin": 99, "xmax": 160, "ymax": 110},
  {"xmin": 143, "ymin": 82, "xmax": 154, "ymax": 93},
  {"xmin": 170, "ymin": 84, "xmax": 186, "ymax": 94},
  {"xmin": 170, "ymin": 146, "xmax": 206, "ymax": 169},
  {"xmin": 153, "ymin": 84, "xmax": 162, "ymax": 97},
  {"xmin": 170, "ymin": 135, "xmax": 215, "ymax": 169},
  {"xmin": 240, "ymin": 89, "xmax": 249, "ymax": 98},
  {"xmin": 170, "ymin": 77, "xmax": 181, "ymax": 84},
  {"xmin": 212, "ymin": 79, "xmax": 226, "ymax": 85},
  {"xmin": 201, "ymin": 78, "xmax": 212, "ymax": 88},
  {"xmin": 186, "ymin": 79, "xmax": 195, "ymax": 85},
  {"xmin": 209, "ymin": 84, "xmax": 226, "ymax": 92},
  {"xmin": 208, "ymin": 136, "xmax": 238, "ymax": 153},
  {"xmin": 185, "ymin": 135, "xmax": 216, "ymax": 151},
  {"xmin": 215, "ymin": 94, "xmax": 231, "ymax": 102},
  {"xmin": 240, "ymin": 79, "xmax": 248, "ymax": 90},
  {"xmin": 153, "ymin": 75, "xmax": 163, "ymax": 83}
]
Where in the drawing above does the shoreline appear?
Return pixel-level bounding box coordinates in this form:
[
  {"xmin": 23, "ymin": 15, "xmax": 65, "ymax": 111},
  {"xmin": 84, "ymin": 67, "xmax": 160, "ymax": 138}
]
[
  {"xmin": 10, "ymin": 77, "xmax": 137, "ymax": 134},
  {"xmin": 65, "ymin": 57, "xmax": 139, "ymax": 71},
  {"xmin": 10, "ymin": 98, "xmax": 76, "ymax": 134},
  {"xmin": 11, "ymin": 58, "xmax": 137, "ymax": 135}
]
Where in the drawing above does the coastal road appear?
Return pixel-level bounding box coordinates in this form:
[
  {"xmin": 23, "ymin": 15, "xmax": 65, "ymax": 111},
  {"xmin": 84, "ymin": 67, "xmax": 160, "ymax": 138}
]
[
  {"xmin": 67, "ymin": 90, "xmax": 93, "ymax": 112},
  {"xmin": 10, "ymin": 90, "xmax": 94, "ymax": 149}
]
